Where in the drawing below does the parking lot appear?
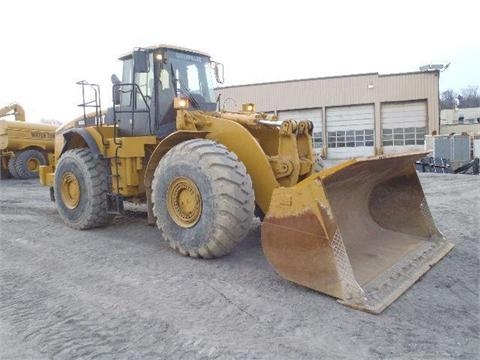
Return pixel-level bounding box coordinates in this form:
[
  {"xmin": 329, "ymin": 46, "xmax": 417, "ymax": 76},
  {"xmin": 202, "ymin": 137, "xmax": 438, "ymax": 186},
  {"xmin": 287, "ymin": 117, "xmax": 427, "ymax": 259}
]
[{"xmin": 0, "ymin": 173, "xmax": 479, "ymax": 359}]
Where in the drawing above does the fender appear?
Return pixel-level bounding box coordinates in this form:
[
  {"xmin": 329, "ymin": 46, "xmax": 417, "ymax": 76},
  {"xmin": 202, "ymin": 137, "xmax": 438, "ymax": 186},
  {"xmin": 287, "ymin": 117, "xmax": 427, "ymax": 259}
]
[
  {"xmin": 144, "ymin": 130, "xmax": 209, "ymax": 224},
  {"xmin": 40, "ymin": 127, "xmax": 105, "ymax": 190},
  {"xmin": 201, "ymin": 115, "xmax": 279, "ymax": 214},
  {"xmin": 60, "ymin": 128, "xmax": 101, "ymax": 157}
]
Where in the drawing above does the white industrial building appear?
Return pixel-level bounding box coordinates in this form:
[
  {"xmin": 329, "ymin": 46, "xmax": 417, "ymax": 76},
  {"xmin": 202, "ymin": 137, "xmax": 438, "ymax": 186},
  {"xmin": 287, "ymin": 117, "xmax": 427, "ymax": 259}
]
[
  {"xmin": 216, "ymin": 71, "xmax": 440, "ymax": 159},
  {"xmin": 440, "ymin": 107, "xmax": 480, "ymax": 124}
]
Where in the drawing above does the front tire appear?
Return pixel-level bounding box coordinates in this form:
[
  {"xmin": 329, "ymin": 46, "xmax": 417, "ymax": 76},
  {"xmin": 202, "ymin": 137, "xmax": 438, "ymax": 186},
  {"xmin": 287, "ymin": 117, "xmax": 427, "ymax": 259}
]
[
  {"xmin": 152, "ymin": 139, "xmax": 255, "ymax": 258},
  {"xmin": 8, "ymin": 155, "xmax": 19, "ymax": 178},
  {"xmin": 54, "ymin": 148, "xmax": 113, "ymax": 229}
]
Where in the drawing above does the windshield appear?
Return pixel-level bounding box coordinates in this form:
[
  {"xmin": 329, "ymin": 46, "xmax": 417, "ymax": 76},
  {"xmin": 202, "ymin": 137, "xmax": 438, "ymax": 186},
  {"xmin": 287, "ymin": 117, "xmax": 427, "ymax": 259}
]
[{"xmin": 166, "ymin": 50, "xmax": 216, "ymax": 104}]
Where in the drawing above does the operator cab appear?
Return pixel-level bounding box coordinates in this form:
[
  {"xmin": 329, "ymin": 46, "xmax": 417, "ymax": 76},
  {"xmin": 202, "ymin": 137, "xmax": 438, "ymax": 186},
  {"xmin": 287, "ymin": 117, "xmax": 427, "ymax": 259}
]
[{"xmin": 106, "ymin": 45, "xmax": 224, "ymax": 137}]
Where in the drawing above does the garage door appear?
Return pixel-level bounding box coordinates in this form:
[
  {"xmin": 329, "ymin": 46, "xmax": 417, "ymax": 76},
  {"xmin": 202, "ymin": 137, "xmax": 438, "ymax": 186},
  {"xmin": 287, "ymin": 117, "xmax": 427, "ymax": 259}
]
[
  {"xmin": 382, "ymin": 101, "xmax": 427, "ymax": 154},
  {"xmin": 277, "ymin": 108, "xmax": 323, "ymax": 154},
  {"xmin": 326, "ymin": 104, "xmax": 375, "ymax": 159}
]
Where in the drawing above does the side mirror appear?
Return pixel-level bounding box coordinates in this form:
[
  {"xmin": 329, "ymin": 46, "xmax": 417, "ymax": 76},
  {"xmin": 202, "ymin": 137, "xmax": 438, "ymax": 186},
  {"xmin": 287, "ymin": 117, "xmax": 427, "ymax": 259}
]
[
  {"xmin": 213, "ymin": 62, "xmax": 224, "ymax": 84},
  {"xmin": 111, "ymin": 74, "xmax": 121, "ymax": 85},
  {"xmin": 111, "ymin": 74, "xmax": 121, "ymax": 105},
  {"xmin": 133, "ymin": 49, "xmax": 149, "ymax": 73}
]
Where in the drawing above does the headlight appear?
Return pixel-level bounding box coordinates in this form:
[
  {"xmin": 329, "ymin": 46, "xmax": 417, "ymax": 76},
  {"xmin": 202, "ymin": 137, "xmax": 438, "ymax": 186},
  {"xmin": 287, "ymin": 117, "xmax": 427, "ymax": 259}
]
[
  {"xmin": 174, "ymin": 97, "xmax": 190, "ymax": 109},
  {"xmin": 242, "ymin": 103, "xmax": 255, "ymax": 113}
]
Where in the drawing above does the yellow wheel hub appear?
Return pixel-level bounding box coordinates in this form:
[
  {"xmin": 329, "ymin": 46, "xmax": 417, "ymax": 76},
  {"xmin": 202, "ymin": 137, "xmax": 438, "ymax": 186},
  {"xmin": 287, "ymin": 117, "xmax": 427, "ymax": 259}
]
[
  {"xmin": 61, "ymin": 172, "xmax": 81, "ymax": 209},
  {"xmin": 27, "ymin": 158, "xmax": 40, "ymax": 172},
  {"xmin": 167, "ymin": 177, "xmax": 202, "ymax": 228}
]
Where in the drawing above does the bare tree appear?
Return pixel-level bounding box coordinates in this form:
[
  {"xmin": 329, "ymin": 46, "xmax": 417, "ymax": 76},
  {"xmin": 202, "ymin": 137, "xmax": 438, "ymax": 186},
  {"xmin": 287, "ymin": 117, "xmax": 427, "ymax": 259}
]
[
  {"xmin": 440, "ymin": 89, "xmax": 457, "ymax": 109},
  {"xmin": 440, "ymin": 86, "xmax": 480, "ymax": 109},
  {"xmin": 459, "ymin": 86, "xmax": 480, "ymax": 108}
]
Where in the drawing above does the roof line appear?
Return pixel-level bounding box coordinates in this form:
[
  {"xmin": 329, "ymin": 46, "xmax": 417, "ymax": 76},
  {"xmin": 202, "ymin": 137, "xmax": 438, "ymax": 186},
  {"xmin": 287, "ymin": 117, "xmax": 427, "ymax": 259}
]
[
  {"xmin": 119, "ymin": 44, "xmax": 211, "ymax": 60},
  {"xmin": 218, "ymin": 70, "xmax": 438, "ymax": 90},
  {"xmin": 379, "ymin": 70, "xmax": 439, "ymax": 77},
  {"xmin": 218, "ymin": 72, "xmax": 379, "ymax": 89}
]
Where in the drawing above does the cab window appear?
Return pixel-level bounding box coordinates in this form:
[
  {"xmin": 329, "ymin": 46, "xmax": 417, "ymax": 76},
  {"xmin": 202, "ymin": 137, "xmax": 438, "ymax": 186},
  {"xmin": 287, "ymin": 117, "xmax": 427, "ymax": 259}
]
[
  {"xmin": 134, "ymin": 53, "xmax": 154, "ymax": 109},
  {"xmin": 120, "ymin": 59, "xmax": 133, "ymax": 106}
]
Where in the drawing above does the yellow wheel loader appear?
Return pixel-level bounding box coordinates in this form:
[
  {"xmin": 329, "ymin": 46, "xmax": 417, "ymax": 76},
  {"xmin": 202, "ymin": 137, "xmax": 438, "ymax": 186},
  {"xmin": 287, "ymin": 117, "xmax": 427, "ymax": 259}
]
[
  {"xmin": 0, "ymin": 103, "xmax": 56, "ymax": 179},
  {"xmin": 39, "ymin": 45, "xmax": 453, "ymax": 313}
]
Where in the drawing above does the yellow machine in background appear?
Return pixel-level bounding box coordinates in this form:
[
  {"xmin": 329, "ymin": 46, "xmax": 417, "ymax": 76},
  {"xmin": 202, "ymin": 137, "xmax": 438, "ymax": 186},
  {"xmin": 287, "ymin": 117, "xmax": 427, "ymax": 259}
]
[
  {"xmin": 39, "ymin": 45, "xmax": 453, "ymax": 313},
  {"xmin": 0, "ymin": 103, "xmax": 57, "ymax": 179}
]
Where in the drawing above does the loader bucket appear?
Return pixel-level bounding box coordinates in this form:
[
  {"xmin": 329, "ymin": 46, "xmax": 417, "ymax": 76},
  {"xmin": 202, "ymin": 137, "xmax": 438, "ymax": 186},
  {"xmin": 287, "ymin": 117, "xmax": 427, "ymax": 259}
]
[{"xmin": 261, "ymin": 151, "xmax": 453, "ymax": 313}]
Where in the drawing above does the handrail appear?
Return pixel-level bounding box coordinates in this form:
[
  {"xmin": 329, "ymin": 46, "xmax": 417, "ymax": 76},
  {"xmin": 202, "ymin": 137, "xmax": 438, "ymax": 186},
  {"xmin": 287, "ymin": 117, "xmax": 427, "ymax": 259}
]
[{"xmin": 111, "ymin": 83, "xmax": 151, "ymax": 145}]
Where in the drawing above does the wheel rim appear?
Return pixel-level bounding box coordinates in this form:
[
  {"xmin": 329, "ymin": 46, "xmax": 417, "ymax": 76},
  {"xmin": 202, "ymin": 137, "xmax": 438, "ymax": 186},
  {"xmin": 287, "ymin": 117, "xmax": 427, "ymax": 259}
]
[
  {"xmin": 167, "ymin": 177, "xmax": 202, "ymax": 228},
  {"xmin": 61, "ymin": 172, "xmax": 81, "ymax": 209},
  {"xmin": 27, "ymin": 157, "xmax": 40, "ymax": 172}
]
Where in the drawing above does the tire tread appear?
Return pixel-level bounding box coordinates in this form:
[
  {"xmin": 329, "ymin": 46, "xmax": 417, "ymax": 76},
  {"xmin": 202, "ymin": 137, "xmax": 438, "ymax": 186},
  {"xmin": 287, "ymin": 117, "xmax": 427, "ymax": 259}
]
[
  {"xmin": 14, "ymin": 149, "xmax": 46, "ymax": 179},
  {"xmin": 152, "ymin": 139, "xmax": 254, "ymax": 258},
  {"xmin": 55, "ymin": 148, "xmax": 113, "ymax": 229}
]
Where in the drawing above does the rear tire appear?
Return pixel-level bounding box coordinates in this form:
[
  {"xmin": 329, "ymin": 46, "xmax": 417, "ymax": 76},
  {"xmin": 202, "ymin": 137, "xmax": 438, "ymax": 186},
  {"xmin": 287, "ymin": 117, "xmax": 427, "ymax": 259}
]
[
  {"xmin": 8, "ymin": 155, "xmax": 19, "ymax": 178},
  {"xmin": 54, "ymin": 148, "xmax": 113, "ymax": 229},
  {"xmin": 15, "ymin": 149, "xmax": 46, "ymax": 179},
  {"xmin": 152, "ymin": 139, "xmax": 255, "ymax": 258}
]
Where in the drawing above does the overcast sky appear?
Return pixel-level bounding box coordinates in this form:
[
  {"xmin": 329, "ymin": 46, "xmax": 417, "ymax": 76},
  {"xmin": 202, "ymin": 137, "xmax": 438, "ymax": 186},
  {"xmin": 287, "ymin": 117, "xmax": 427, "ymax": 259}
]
[{"xmin": 1, "ymin": 0, "xmax": 478, "ymax": 123}]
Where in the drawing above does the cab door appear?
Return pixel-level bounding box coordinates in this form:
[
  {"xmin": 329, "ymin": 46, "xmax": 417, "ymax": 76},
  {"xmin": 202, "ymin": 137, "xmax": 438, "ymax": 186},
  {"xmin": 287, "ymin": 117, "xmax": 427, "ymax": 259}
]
[{"xmin": 116, "ymin": 54, "xmax": 154, "ymax": 136}]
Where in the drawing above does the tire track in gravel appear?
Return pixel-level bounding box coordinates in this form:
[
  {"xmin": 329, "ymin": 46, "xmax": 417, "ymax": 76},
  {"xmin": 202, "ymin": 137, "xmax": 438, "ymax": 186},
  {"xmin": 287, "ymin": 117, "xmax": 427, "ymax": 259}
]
[
  {"xmin": 0, "ymin": 270, "xmax": 231, "ymax": 359},
  {"xmin": 1, "ymin": 175, "xmax": 479, "ymax": 359},
  {"xmin": 0, "ymin": 217, "xmax": 325, "ymax": 359}
]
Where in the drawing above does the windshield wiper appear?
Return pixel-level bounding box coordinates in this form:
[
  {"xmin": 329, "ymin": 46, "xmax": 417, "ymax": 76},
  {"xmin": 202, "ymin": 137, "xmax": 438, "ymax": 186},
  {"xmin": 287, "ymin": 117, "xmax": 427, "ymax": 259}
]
[{"xmin": 170, "ymin": 64, "xmax": 200, "ymax": 109}]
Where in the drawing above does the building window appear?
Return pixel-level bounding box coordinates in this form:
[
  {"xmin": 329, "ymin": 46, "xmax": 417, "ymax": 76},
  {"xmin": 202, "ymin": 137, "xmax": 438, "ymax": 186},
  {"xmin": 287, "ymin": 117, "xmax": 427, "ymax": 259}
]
[
  {"xmin": 328, "ymin": 129, "xmax": 373, "ymax": 148},
  {"xmin": 312, "ymin": 131, "xmax": 323, "ymax": 149},
  {"xmin": 382, "ymin": 127, "xmax": 425, "ymax": 146}
]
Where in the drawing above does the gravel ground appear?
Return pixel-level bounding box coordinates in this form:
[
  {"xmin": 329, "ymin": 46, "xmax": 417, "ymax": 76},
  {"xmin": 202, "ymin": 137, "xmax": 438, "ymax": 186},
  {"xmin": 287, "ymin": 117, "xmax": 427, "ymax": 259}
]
[{"xmin": 0, "ymin": 173, "xmax": 479, "ymax": 359}]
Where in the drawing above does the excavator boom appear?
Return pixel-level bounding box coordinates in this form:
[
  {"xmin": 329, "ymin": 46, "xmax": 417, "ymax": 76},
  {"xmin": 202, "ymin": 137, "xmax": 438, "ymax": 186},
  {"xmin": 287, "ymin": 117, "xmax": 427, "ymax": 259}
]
[{"xmin": 0, "ymin": 103, "xmax": 25, "ymax": 122}]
